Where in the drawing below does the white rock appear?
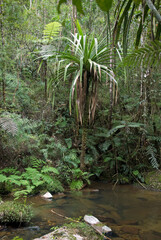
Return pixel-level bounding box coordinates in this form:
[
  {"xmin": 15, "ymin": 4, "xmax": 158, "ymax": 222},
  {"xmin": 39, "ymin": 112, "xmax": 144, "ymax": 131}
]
[
  {"xmin": 73, "ymin": 234, "xmax": 83, "ymax": 240},
  {"xmin": 84, "ymin": 215, "xmax": 100, "ymax": 225},
  {"xmin": 102, "ymin": 225, "xmax": 112, "ymax": 233},
  {"xmin": 42, "ymin": 192, "xmax": 52, "ymax": 199}
]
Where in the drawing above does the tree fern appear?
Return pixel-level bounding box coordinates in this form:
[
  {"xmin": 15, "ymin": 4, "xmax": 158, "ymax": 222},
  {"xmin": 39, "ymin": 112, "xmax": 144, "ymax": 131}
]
[{"xmin": 123, "ymin": 41, "xmax": 161, "ymax": 68}]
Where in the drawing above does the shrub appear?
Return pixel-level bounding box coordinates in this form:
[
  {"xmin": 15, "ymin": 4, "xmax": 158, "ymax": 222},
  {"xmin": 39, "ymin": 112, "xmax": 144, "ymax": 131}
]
[{"xmin": 0, "ymin": 201, "xmax": 33, "ymax": 226}]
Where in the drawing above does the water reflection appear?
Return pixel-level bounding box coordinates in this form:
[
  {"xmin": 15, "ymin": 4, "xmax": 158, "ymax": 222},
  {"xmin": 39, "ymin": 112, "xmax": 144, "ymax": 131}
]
[{"xmin": 0, "ymin": 183, "xmax": 161, "ymax": 239}]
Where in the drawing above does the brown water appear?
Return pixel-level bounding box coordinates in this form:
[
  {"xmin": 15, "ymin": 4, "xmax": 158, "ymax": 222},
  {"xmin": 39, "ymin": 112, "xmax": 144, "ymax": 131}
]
[{"xmin": 0, "ymin": 183, "xmax": 161, "ymax": 240}]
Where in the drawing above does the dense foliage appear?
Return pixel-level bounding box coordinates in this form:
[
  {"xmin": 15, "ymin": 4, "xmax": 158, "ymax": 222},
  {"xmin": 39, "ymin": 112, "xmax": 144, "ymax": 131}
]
[
  {"xmin": 0, "ymin": 201, "xmax": 33, "ymax": 225},
  {"xmin": 0, "ymin": 0, "xmax": 160, "ymax": 196}
]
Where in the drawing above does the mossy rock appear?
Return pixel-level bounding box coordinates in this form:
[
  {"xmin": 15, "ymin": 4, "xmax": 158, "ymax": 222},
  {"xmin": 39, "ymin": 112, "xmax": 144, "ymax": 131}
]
[
  {"xmin": 0, "ymin": 201, "xmax": 33, "ymax": 226},
  {"xmin": 145, "ymin": 170, "xmax": 161, "ymax": 190},
  {"xmin": 64, "ymin": 222, "xmax": 104, "ymax": 239},
  {"xmin": 34, "ymin": 223, "xmax": 104, "ymax": 240}
]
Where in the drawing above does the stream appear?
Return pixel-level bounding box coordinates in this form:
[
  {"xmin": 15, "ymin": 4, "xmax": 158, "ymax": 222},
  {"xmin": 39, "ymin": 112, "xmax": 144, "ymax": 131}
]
[{"xmin": 0, "ymin": 182, "xmax": 161, "ymax": 240}]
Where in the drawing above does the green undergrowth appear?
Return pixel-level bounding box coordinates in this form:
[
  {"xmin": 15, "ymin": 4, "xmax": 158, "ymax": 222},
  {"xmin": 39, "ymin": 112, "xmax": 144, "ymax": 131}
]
[
  {"xmin": 0, "ymin": 166, "xmax": 64, "ymax": 198},
  {"xmin": 0, "ymin": 201, "xmax": 33, "ymax": 226}
]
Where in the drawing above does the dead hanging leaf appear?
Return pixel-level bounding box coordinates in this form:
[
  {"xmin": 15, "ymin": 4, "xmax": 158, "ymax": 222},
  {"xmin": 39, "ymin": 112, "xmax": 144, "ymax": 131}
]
[
  {"xmin": 57, "ymin": 0, "xmax": 84, "ymax": 14},
  {"xmin": 57, "ymin": 0, "xmax": 67, "ymax": 14},
  {"xmin": 133, "ymin": 0, "xmax": 141, "ymax": 5}
]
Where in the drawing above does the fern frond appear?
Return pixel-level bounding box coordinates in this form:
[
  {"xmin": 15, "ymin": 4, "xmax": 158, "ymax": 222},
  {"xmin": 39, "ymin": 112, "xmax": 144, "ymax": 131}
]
[
  {"xmin": 29, "ymin": 157, "xmax": 45, "ymax": 169},
  {"xmin": 0, "ymin": 167, "xmax": 20, "ymax": 175},
  {"xmin": 41, "ymin": 175, "xmax": 53, "ymax": 184},
  {"xmin": 123, "ymin": 41, "xmax": 161, "ymax": 67},
  {"xmin": 0, "ymin": 174, "xmax": 8, "ymax": 183},
  {"xmin": 70, "ymin": 180, "xmax": 83, "ymax": 190},
  {"xmin": 41, "ymin": 166, "xmax": 59, "ymax": 175},
  {"xmin": 43, "ymin": 22, "xmax": 62, "ymax": 41},
  {"xmin": 0, "ymin": 117, "xmax": 18, "ymax": 136}
]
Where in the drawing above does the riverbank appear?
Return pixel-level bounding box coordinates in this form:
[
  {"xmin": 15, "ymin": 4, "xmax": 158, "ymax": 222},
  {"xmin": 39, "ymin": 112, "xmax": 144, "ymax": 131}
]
[{"xmin": 0, "ymin": 183, "xmax": 161, "ymax": 239}]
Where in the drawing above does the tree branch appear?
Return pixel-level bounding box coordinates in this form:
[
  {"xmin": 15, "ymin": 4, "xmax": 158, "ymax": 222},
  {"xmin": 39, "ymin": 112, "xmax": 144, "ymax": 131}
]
[{"xmin": 145, "ymin": 0, "xmax": 161, "ymax": 23}]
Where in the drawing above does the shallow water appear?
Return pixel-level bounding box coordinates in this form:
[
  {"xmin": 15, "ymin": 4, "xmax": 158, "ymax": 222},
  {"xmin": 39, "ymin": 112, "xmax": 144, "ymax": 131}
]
[{"xmin": 0, "ymin": 183, "xmax": 161, "ymax": 240}]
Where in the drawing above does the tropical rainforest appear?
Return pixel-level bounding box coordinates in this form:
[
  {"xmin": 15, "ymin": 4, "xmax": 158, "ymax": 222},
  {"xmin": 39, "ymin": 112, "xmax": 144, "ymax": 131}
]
[{"xmin": 0, "ymin": 0, "xmax": 160, "ymax": 199}]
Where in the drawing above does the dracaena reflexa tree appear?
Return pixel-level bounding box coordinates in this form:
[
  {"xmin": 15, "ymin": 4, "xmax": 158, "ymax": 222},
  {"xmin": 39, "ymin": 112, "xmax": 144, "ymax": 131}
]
[{"xmin": 44, "ymin": 21, "xmax": 116, "ymax": 170}]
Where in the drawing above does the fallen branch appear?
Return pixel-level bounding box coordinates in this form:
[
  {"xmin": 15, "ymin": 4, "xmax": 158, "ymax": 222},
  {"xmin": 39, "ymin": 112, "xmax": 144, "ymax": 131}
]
[
  {"xmin": 51, "ymin": 209, "xmax": 79, "ymax": 223},
  {"xmin": 132, "ymin": 174, "xmax": 147, "ymax": 190},
  {"xmin": 91, "ymin": 225, "xmax": 112, "ymax": 240}
]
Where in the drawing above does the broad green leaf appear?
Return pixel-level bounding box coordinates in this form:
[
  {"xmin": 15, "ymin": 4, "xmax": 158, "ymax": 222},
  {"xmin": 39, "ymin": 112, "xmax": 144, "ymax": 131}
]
[
  {"xmin": 75, "ymin": 20, "xmax": 83, "ymax": 36},
  {"xmin": 57, "ymin": 0, "xmax": 67, "ymax": 14},
  {"xmin": 72, "ymin": 0, "xmax": 84, "ymax": 14},
  {"xmin": 133, "ymin": 0, "xmax": 141, "ymax": 4},
  {"xmin": 96, "ymin": 0, "xmax": 113, "ymax": 12},
  {"xmin": 133, "ymin": 170, "xmax": 139, "ymax": 176}
]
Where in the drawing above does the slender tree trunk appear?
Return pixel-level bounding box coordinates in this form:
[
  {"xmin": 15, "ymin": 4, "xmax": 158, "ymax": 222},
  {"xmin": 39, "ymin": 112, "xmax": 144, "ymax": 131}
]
[
  {"xmin": 30, "ymin": 0, "xmax": 32, "ymax": 9},
  {"xmin": 143, "ymin": 74, "xmax": 147, "ymax": 125},
  {"xmin": 151, "ymin": 12, "xmax": 155, "ymax": 40},
  {"xmin": 71, "ymin": 1, "xmax": 77, "ymax": 34},
  {"xmin": 40, "ymin": 60, "xmax": 47, "ymax": 100},
  {"xmin": 70, "ymin": 1, "xmax": 79, "ymax": 145},
  {"xmin": 43, "ymin": 60, "xmax": 47, "ymax": 100},
  {"xmin": 80, "ymin": 95, "xmax": 89, "ymax": 171},
  {"xmin": 108, "ymin": 68, "xmax": 113, "ymax": 130},
  {"xmin": 0, "ymin": 0, "xmax": 5, "ymax": 103},
  {"xmin": 145, "ymin": 0, "xmax": 161, "ymax": 23},
  {"xmin": 107, "ymin": 12, "xmax": 114, "ymax": 130},
  {"xmin": 80, "ymin": 72, "xmax": 89, "ymax": 171}
]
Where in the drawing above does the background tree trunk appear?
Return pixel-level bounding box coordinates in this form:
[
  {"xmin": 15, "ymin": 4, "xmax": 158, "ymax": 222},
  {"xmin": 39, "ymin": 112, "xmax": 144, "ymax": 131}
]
[{"xmin": 0, "ymin": 0, "xmax": 5, "ymax": 104}]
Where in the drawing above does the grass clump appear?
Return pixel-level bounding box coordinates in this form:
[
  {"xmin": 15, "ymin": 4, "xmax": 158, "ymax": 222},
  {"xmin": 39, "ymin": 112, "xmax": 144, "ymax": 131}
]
[{"xmin": 0, "ymin": 201, "xmax": 33, "ymax": 226}]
